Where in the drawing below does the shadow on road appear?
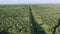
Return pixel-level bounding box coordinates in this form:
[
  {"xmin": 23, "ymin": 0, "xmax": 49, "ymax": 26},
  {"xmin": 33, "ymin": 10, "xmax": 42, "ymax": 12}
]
[
  {"xmin": 0, "ymin": 31, "xmax": 9, "ymax": 34},
  {"xmin": 29, "ymin": 8, "xmax": 46, "ymax": 34},
  {"xmin": 33, "ymin": 20, "xmax": 46, "ymax": 34}
]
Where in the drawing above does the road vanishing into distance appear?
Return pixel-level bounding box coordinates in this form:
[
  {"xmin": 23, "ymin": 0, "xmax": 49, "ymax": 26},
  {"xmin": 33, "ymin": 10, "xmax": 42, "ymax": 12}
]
[{"xmin": 29, "ymin": 6, "xmax": 46, "ymax": 34}]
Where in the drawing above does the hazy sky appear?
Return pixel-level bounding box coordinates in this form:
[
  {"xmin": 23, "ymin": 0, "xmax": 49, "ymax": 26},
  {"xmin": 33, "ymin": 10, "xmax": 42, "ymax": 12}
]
[{"xmin": 0, "ymin": 0, "xmax": 60, "ymax": 4}]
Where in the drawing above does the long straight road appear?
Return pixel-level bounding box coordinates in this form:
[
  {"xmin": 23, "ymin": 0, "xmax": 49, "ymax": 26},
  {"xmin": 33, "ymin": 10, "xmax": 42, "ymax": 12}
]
[{"xmin": 29, "ymin": 6, "xmax": 46, "ymax": 34}]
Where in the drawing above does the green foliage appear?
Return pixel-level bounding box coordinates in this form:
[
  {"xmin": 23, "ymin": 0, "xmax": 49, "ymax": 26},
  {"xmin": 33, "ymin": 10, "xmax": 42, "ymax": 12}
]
[
  {"xmin": 31, "ymin": 5, "xmax": 60, "ymax": 34},
  {"xmin": 0, "ymin": 4, "xmax": 60, "ymax": 34},
  {"xmin": 0, "ymin": 5, "xmax": 29, "ymax": 34}
]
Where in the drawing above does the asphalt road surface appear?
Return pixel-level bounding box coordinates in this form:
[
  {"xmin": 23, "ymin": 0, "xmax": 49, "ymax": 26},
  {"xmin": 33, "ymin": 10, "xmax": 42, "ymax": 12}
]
[{"xmin": 29, "ymin": 6, "xmax": 46, "ymax": 34}]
